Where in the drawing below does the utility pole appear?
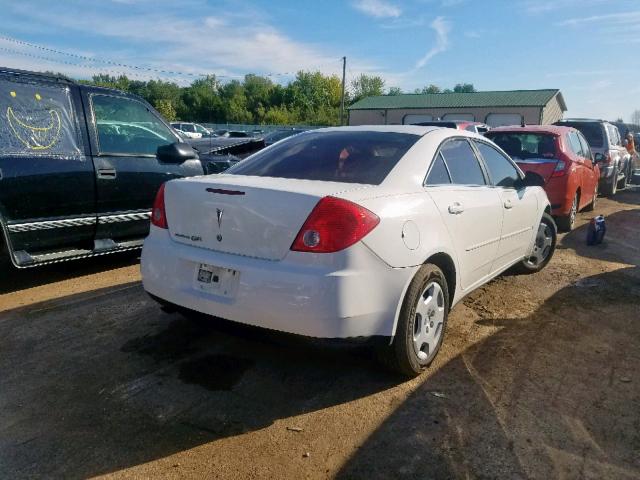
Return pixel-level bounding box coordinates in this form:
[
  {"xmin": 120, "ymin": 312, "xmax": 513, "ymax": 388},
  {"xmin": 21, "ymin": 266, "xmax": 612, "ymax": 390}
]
[{"xmin": 340, "ymin": 56, "xmax": 346, "ymax": 126}]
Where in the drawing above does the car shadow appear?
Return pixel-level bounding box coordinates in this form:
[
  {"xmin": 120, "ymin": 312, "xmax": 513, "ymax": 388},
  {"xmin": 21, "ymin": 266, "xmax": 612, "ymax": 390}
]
[
  {"xmin": 559, "ymin": 208, "xmax": 640, "ymax": 269},
  {"xmin": 337, "ymin": 266, "xmax": 640, "ymax": 479},
  {"xmin": 0, "ymin": 284, "xmax": 399, "ymax": 478},
  {"xmin": 0, "ymin": 251, "xmax": 140, "ymax": 295}
]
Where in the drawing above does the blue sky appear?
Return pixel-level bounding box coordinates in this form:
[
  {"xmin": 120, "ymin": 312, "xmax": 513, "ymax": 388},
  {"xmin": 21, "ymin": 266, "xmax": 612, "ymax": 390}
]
[{"xmin": 2, "ymin": 0, "xmax": 639, "ymax": 120}]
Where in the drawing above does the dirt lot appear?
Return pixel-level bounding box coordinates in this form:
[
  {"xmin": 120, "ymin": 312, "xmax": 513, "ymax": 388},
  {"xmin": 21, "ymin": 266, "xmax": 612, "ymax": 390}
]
[{"xmin": 1, "ymin": 187, "xmax": 639, "ymax": 480}]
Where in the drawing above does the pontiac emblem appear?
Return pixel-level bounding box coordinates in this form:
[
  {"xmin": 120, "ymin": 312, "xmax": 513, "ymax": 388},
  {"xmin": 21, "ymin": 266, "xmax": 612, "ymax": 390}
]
[{"xmin": 216, "ymin": 208, "xmax": 223, "ymax": 242}]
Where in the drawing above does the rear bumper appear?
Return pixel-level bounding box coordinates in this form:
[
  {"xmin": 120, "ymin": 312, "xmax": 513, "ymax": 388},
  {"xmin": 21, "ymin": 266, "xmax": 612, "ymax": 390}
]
[
  {"xmin": 141, "ymin": 228, "xmax": 416, "ymax": 339},
  {"xmin": 543, "ymin": 176, "xmax": 573, "ymax": 216}
]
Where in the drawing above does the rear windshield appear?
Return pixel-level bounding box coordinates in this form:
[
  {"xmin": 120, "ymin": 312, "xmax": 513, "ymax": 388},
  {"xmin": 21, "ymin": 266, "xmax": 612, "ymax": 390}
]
[
  {"xmin": 227, "ymin": 130, "xmax": 419, "ymax": 184},
  {"xmin": 556, "ymin": 122, "xmax": 604, "ymax": 148},
  {"xmin": 414, "ymin": 122, "xmax": 458, "ymax": 129},
  {"xmin": 486, "ymin": 132, "xmax": 558, "ymax": 160}
]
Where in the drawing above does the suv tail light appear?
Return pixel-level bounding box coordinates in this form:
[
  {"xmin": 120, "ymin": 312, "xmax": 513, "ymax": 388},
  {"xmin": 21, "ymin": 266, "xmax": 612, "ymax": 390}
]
[
  {"xmin": 151, "ymin": 183, "xmax": 168, "ymax": 229},
  {"xmin": 551, "ymin": 160, "xmax": 567, "ymax": 177},
  {"xmin": 291, "ymin": 196, "xmax": 380, "ymax": 253}
]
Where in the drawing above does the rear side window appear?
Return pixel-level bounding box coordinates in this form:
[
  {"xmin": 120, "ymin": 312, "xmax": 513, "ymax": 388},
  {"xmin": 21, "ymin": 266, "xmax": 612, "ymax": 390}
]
[
  {"xmin": 0, "ymin": 78, "xmax": 81, "ymax": 157},
  {"xmin": 475, "ymin": 141, "xmax": 521, "ymax": 188},
  {"xmin": 425, "ymin": 153, "xmax": 451, "ymax": 185},
  {"xmin": 557, "ymin": 122, "xmax": 604, "ymax": 148},
  {"xmin": 577, "ymin": 133, "xmax": 592, "ymax": 160},
  {"xmin": 439, "ymin": 139, "xmax": 486, "ymax": 185},
  {"xmin": 92, "ymin": 94, "xmax": 177, "ymax": 155},
  {"xmin": 228, "ymin": 131, "xmax": 419, "ymax": 185},
  {"xmin": 486, "ymin": 132, "xmax": 558, "ymax": 160},
  {"xmin": 567, "ymin": 132, "xmax": 584, "ymax": 156}
]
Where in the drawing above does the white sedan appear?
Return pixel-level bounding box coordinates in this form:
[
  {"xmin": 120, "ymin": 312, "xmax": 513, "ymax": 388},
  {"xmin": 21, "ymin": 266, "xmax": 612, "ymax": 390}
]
[{"xmin": 141, "ymin": 126, "xmax": 556, "ymax": 376}]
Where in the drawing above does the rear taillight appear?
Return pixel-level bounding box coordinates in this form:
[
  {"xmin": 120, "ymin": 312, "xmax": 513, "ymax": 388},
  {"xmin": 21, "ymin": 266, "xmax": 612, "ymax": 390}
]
[
  {"xmin": 291, "ymin": 196, "xmax": 379, "ymax": 253},
  {"xmin": 151, "ymin": 183, "xmax": 168, "ymax": 229},
  {"xmin": 551, "ymin": 160, "xmax": 567, "ymax": 177},
  {"xmin": 603, "ymin": 152, "xmax": 612, "ymax": 164}
]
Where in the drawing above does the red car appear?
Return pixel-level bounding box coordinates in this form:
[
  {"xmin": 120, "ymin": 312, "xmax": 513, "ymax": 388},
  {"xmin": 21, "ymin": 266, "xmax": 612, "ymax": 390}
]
[{"xmin": 486, "ymin": 125, "xmax": 599, "ymax": 231}]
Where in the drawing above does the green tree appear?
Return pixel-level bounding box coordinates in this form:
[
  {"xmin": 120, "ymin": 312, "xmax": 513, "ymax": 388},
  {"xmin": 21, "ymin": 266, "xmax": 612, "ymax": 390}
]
[
  {"xmin": 453, "ymin": 83, "xmax": 476, "ymax": 93},
  {"xmin": 181, "ymin": 75, "xmax": 222, "ymax": 122},
  {"xmin": 154, "ymin": 99, "xmax": 176, "ymax": 121},
  {"xmin": 287, "ymin": 71, "xmax": 341, "ymax": 125},
  {"xmin": 350, "ymin": 74, "xmax": 385, "ymax": 103},
  {"xmin": 387, "ymin": 87, "xmax": 403, "ymax": 96}
]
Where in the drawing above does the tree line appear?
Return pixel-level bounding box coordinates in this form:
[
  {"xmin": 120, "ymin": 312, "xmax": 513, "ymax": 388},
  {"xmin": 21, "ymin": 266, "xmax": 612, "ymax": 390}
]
[{"xmin": 79, "ymin": 72, "xmax": 476, "ymax": 125}]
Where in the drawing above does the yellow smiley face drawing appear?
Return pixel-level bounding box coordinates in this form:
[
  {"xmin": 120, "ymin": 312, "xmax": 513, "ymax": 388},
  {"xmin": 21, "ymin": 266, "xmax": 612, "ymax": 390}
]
[{"xmin": 6, "ymin": 91, "xmax": 62, "ymax": 150}]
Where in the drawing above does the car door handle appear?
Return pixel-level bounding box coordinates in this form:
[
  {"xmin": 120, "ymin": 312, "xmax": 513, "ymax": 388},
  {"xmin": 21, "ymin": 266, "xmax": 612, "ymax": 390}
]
[
  {"xmin": 503, "ymin": 199, "xmax": 513, "ymax": 209},
  {"xmin": 97, "ymin": 168, "xmax": 117, "ymax": 179},
  {"xmin": 448, "ymin": 202, "xmax": 464, "ymax": 215}
]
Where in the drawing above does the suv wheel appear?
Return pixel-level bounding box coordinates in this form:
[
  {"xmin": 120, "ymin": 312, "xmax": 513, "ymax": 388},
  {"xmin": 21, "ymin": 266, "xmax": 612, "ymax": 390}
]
[
  {"xmin": 617, "ymin": 164, "xmax": 628, "ymax": 190},
  {"xmin": 380, "ymin": 264, "xmax": 449, "ymax": 377},
  {"xmin": 602, "ymin": 166, "xmax": 618, "ymax": 196},
  {"xmin": 556, "ymin": 192, "xmax": 578, "ymax": 232}
]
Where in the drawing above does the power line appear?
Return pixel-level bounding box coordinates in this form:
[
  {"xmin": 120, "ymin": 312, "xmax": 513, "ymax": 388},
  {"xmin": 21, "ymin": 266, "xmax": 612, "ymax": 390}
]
[{"xmin": 0, "ymin": 34, "xmax": 339, "ymax": 80}]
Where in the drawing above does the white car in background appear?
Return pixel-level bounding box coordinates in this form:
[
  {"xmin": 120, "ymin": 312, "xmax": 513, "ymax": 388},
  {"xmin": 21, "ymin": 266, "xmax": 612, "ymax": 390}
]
[
  {"xmin": 141, "ymin": 126, "xmax": 555, "ymax": 376},
  {"xmin": 170, "ymin": 122, "xmax": 209, "ymax": 139}
]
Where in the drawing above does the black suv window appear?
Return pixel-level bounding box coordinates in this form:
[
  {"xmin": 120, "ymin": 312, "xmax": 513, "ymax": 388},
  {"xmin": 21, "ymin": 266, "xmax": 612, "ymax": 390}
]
[
  {"xmin": 92, "ymin": 94, "xmax": 177, "ymax": 155},
  {"xmin": 556, "ymin": 122, "xmax": 604, "ymax": 148},
  {"xmin": 0, "ymin": 78, "xmax": 81, "ymax": 156},
  {"xmin": 439, "ymin": 138, "xmax": 486, "ymax": 185},
  {"xmin": 475, "ymin": 141, "xmax": 520, "ymax": 188},
  {"xmin": 228, "ymin": 130, "xmax": 419, "ymax": 185}
]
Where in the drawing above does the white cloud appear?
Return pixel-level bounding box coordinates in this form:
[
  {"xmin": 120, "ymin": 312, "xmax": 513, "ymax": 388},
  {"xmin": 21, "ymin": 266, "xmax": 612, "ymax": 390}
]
[
  {"xmin": 557, "ymin": 11, "xmax": 640, "ymax": 27},
  {"xmin": 352, "ymin": 0, "xmax": 402, "ymax": 18},
  {"xmin": 2, "ymin": 2, "xmax": 382, "ymax": 84},
  {"xmin": 415, "ymin": 16, "xmax": 451, "ymax": 69}
]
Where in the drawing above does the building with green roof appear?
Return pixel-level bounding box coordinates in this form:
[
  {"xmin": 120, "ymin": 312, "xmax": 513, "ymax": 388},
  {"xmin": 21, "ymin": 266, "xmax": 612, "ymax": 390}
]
[{"xmin": 347, "ymin": 89, "xmax": 567, "ymax": 127}]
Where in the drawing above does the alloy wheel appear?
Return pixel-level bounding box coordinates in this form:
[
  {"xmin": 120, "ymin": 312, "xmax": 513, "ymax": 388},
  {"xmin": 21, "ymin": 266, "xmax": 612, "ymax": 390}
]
[
  {"xmin": 413, "ymin": 282, "xmax": 445, "ymax": 362},
  {"xmin": 526, "ymin": 221, "xmax": 554, "ymax": 267}
]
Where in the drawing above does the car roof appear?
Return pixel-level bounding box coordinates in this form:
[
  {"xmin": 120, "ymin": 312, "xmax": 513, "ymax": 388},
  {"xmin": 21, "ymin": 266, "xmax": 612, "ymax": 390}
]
[
  {"xmin": 556, "ymin": 118, "xmax": 609, "ymax": 125},
  {"xmin": 315, "ymin": 125, "xmax": 440, "ymax": 136},
  {"xmin": 488, "ymin": 124, "xmax": 570, "ymax": 136}
]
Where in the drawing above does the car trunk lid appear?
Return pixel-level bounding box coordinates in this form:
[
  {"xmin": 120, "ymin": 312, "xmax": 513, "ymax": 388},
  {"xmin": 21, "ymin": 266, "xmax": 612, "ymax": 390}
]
[
  {"xmin": 164, "ymin": 174, "xmax": 372, "ymax": 261},
  {"xmin": 514, "ymin": 158, "xmax": 561, "ymax": 183}
]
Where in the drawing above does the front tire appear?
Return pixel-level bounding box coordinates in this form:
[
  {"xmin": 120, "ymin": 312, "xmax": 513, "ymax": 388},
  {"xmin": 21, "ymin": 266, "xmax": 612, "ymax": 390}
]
[
  {"xmin": 513, "ymin": 212, "xmax": 557, "ymax": 275},
  {"xmin": 381, "ymin": 264, "xmax": 449, "ymax": 377}
]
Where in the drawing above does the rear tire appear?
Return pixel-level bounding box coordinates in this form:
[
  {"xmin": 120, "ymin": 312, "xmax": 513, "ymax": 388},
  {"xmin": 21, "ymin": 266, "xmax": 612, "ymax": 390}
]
[
  {"xmin": 584, "ymin": 184, "xmax": 597, "ymax": 212},
  {"xmin": 380, "ymin": 264, "xmax": 449, "ymax": 377},
  {"xmin": 513, "ymin": 212, "xmax": 557, "ymax": 275},
  {"xmin": 556, "ymin": 193, "xmax": 578, "ymax": 232}
]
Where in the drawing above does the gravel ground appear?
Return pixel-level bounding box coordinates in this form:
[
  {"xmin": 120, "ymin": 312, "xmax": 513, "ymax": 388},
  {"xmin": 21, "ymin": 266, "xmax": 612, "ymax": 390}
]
[{"xmin": 1, "ymin": 187, "xmax": 639, "ymax": 480}]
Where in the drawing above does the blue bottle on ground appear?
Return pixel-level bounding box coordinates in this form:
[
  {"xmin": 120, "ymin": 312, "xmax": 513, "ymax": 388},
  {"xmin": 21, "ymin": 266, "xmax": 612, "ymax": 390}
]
[{"xmin": 586, "ymin": 215, "xmax": 606, "ymax": 246}]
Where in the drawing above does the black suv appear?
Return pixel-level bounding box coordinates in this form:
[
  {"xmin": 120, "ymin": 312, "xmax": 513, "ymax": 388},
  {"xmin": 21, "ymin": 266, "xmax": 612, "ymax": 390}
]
[
  {"xmin": 0, "ymin": 68, "xmax": 237, "ymax": 269},
  {"xmin": 554, "ymin": 119, "xmax": 632, "ymax": 195}
]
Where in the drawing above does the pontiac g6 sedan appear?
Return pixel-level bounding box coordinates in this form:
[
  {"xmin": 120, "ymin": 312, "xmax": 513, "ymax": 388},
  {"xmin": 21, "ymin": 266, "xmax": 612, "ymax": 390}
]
[{"xmin": 141, "ymin": 126, "xmax": 556, "ymax": 376}]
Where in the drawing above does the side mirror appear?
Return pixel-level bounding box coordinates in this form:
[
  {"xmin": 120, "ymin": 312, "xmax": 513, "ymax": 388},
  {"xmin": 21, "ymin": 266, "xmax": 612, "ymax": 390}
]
[
  {"xmin": 157, "ymin": 142, "xmax": 198, "ymax": 163},
  {"xmin": 594, "ymin": 152, "xmax": 605, "ymax": 163},
  {"xmin": 517, "ymin": 171, "xmax": 545, "ymax": 189}
]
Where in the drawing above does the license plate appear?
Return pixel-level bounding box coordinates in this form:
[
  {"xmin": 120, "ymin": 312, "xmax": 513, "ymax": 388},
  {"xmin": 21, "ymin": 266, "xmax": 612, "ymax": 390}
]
[{"xmin": 194, "ymin": 263, "xmax": 239, "ymax": 297}]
